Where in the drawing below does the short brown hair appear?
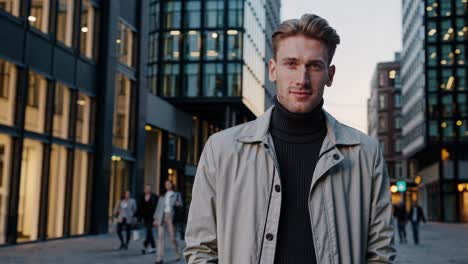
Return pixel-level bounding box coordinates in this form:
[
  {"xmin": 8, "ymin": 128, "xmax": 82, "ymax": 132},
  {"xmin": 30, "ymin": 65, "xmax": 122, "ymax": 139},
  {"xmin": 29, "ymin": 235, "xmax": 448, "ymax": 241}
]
[{"xmin": 272, "ymin": 14, "xmax": 340, "ymax": 64}]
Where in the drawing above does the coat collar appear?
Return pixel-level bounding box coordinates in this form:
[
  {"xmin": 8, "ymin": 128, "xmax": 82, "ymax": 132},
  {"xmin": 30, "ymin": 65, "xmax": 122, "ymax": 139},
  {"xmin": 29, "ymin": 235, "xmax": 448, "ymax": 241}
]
[{"xmin": 236, "ymin": 106, "xmax": 361, "ymax": 147}]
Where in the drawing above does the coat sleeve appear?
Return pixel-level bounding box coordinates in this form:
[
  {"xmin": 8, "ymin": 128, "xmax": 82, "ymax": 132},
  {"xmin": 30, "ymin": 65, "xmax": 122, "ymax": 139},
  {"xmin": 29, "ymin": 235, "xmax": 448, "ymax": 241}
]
[
  {"xmin": 184, "ymin": 137, "xmax": 219, "ymax": 264},
  {"xmin": 366, "ymin": 142, "xmax": 397, "ymax": 263}
]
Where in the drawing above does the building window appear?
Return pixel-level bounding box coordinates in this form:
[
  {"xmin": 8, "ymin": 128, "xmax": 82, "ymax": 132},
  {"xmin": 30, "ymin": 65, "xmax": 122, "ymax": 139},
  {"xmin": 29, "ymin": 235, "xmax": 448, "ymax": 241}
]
[
  {"xmin": 428, "ymin": 45, "xmax": 438, "ymax": 67},
  {"xmin": 80, "ymin": 0, "xmax": 99, "ymax": 60},
  {"xmin": 149, "ymin": 1, "xmax": 160, "ymax": 32},
  {"xmin": 378, "ymin": 72, "xmax": 385, "ymax": 87},
  {"xmin": 379, "ymin": 116, "xmax": 386, "ymax": 131},
  {"xmin": 459, "ymin": 94, "xmax": 467, "ymax": 117},
  {"xmin": 395, "ymin": 116, "xmax": 402, "ymax": 129},
  {"xmin": 427, "ymin": 0, "xmax": 438, "ymax": 17},
  {"xmin": 47, "ymin": 144, "xmax": 67, "ymax": 239},
  {"xmin": 113, "ymin": 73, "xmax": 134, "ymax": 150},
  {"xmin": 148, "ymin": 33, "xmax": 159, "ymax": 64},
  {"xmin": 148, "ymin": 64, "xmax": 158, "ymax": 96},
  {"xmin": 184, "ymin": 63, "xmax": 200, "ymax": 97},
  {"xmin": 0, "ymin": 0, "xmax": 20, "ymax": 16},
  {"xmin": 17, "ymin": 139, "xmax": 43, "ymax": 242},
  {"xmin": 457, "ymin": 68, "xmax": 466, "ymax": 91},
  {"xmin": 395, "ymin": 139, "xmax": 401, "ymax": 153},
  {"xmin": 427, "ymin": 21, "xmax": 437, "ymax": 43},
  {"xmin": 185, "ymin": 30, "xmax": 201, "ymax": 60},
  {"xmin": 228, "ymin": 0, "xmax": 243, "ymax": 27},
  {"xmin": 205, "ymin": 0, "xmax": 224, "ymax": 28},
  {"xmin": 441, "ymin": 69, "xmax": 454, "ymax": 90},
  {"xmin": 441, "ymin": 45, "xmax": 455, "ymax": 66},
  {"xmin": 205, "ymin": 30, "xmax": 223, "ymax": 60},
  {"xmin": 456, "ymin": 44, "xmax": 465, "ymax": 66},
  {"xmin": 378, "ymin": 94, "xmax": 386, "ymax": 110},
  {"xmin": 394, "ymin": 94, "xmax": 401, "ymax": 107},
  {"xmin": 76, "ymin": 92, "xmax": 94, "ymax": 145},
  {"xmin": 456, "ymin": 18, "xmax": 467, "ymax": 42},
  {"xmin": 428, "ymin": 69, "xmax": 438, "ymax": 92},
  {"xmin": 442, "ymin": 94, "xmax": 454, "ymax": 117},
  {"xmin": 440, "ymin": 20, "xmax": 454, "ymax": 42},
  {"xmin": 227, "ymin": 63, "xmax": 241, "ymax": 96},
  {"xmin": 227, "ymin": 30, "xmax": 242, "ymax": 60},
  {"xmin": 117, "ymin": 21, "xmax": 136, "ymax": 68},
  {"xmin": 456, "ymin": 0, "xmax": 467, "ymax": 15},
  {"xmin": 459, "ymin": 119, "xmax": 468, "ymax": 141},
  {"xmin": 70, "ymin": 149, "xmax": 90, "ymax": 236},
  {"xmin": 203, "ymin": 63, "xmax": 223, "ymax": 97},
  {"xmin": 0, "ymin": 59, "xmax": 17, "ymax": 126},
  {"xmin": 0, "ymin": 135, "xmax": 12, "ymax": 244},
  {"xmin": 29, "ymin": 0, "xmax": 50, "ymax": 33},
  {"xmin": 163, "ymin": 1, "xmax": 181, "ymax": 29},
  {"xmin": 442, "ymin": 120, "xmax": 455, "ymax": 140},
  {"xmin": 25, "ymin": 71, "xmax": 47, "ymax": 134},
  {"xmin": 429, "ymin": 120, "xmax": 439, "ymax": 140},
  {"xmin": 163, "ymin": 31, "xmax": 181, "ymax": 60},
  {"xmin": 440, "ymin": 0, "xmax": 452, "ymax": 17},
  {"xmin": 428, "ymin": 94, "xmax": 438, "ymax": 119},
  {"xmin": 53, "ymin": 83, "xmax": 71, "ymax": 139},
  {"xmin": 162, "ymin": 64, "xmax": 180, "ymax": 97},
  {"xmin": 185, "ymin": 1, "xmax": 200, "ymax": 28},
  {"xmin": 56, "ymin": 0, "xmax": 74, "ymax": 46},
  {"xmin": 395, "ymin": 162, "xmax": 403, "ymax": 178}
]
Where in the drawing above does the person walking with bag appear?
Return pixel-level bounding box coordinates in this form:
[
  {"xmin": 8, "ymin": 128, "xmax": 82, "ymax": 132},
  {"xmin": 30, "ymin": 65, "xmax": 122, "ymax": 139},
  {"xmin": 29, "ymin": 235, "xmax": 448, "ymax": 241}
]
[
  {"xmin": 113, "ymin": 190, "xmax": 137, "ymax": 250},
  {"xmin": 137, "ymin": 184, "xmax": 159, "ymax": 254},
  {"xmin": 153, "ymin": 180, "xmax": 183, "ymax": 264}
]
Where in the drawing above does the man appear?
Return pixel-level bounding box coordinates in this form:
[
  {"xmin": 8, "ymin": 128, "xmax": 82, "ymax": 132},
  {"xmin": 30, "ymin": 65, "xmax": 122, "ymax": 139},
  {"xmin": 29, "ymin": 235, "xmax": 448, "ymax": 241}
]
[
  {"xmin": 393, "ymin": 202, "xmax": 408, "ymax": 244},
  {"xmin": 136, "ymin": 184, "xmax": 158, "ymax": 254},
  {"xmin": 409, "ymin": 201, "xmax": 426, "ymax": 245},
  {"xmin": 184, "ymin": 14, "xmax": 396, "ymax": 264}
]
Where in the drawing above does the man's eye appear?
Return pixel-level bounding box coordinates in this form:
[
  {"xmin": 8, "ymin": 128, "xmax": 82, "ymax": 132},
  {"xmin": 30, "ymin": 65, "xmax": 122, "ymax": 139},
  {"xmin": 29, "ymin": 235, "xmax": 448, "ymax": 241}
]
[
  {"xmin": 286, "ymin": 62, "xmax": 296, "ymax": 67},
  {"xmin": 310, "ymin": 64, "xmax": 323, "ymax": 71}
]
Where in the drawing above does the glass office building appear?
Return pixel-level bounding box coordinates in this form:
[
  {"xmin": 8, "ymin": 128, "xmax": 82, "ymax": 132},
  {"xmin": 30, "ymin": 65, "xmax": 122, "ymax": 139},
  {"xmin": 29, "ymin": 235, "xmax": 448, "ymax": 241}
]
[{"xmin": 401, "ymin": 0, "xmax": 468, "ymax": 222}]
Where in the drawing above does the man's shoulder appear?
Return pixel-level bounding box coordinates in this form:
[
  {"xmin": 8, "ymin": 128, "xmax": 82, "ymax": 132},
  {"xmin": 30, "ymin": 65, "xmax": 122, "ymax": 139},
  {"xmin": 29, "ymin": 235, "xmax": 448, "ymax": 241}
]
[
  {"xmin": 336, "ymin": 121, "xmax": 379, "ymax": 149},
  {"xmin": 208, "ymin": 120, "xmax": 256, "ymax": 146}
]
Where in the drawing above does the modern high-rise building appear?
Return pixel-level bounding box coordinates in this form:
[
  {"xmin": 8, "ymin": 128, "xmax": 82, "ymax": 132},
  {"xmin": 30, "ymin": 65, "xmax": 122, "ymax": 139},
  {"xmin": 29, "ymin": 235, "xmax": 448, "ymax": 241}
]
[{"xmin": 401, "ymin": 0, "xmax": 468, "ymax": 222}]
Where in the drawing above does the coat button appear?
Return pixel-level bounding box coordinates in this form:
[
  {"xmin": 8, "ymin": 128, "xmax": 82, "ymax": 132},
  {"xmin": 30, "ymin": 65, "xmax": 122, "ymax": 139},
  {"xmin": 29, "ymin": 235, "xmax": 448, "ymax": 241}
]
[
  {"xmin": 266, "ymin": 233, "xmax": 274, "ymax": 241},
  {"xmin": 275, "ymin": 185, "xmax": 281, "ymax": 192},
  {"xmin": 333, "ymin": 154, "xmax": 340, "ymax": 160}
]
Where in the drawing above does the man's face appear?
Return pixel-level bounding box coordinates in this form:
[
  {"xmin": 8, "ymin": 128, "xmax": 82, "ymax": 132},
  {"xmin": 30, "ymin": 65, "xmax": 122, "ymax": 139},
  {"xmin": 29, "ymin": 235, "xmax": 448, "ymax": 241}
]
[
  {"xmin": 144, "ymin": 185, "xmax": 151, "ymax": 194},
  {"xmin": 269, "ymin": 35, "xmax": 336, "ymax": 113}
]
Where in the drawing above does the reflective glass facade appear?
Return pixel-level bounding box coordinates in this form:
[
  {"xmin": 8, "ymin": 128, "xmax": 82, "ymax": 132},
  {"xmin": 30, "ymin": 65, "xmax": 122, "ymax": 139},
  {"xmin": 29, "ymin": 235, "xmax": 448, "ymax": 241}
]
[{"xmin": 146, "ymin": 0, "xmax": 278, "ymax": 116}]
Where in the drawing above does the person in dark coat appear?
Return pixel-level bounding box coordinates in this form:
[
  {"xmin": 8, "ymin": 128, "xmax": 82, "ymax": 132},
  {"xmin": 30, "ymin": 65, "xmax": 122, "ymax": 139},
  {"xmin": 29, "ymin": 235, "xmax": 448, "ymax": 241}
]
[
  {"xmin": 137, "ymin": 184, "xmax": 159, "ymax": 254},
  {"xmin": 409, "ymin": 201, "xmax": 427, "ymax": 245},
  {"xmin": 393, "ymin": 202, "xmax": 408, "ymax": 244}
]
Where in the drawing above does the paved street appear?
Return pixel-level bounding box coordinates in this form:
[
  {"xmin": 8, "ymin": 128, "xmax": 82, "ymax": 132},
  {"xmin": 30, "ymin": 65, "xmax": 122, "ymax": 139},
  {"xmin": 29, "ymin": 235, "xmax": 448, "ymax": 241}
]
[
  {"xmin": 394, "ymin": 222, "xmax": 468, "ymax": 264},
  {"xmin": 0, "ymin": 223, "xmax": 467, "ymax": 263}
]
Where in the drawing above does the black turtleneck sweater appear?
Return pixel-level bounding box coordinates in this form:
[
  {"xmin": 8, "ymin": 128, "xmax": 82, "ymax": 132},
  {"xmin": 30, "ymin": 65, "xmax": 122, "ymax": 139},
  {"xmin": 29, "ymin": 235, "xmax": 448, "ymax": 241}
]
[{"xmin": 270, "ymin": 97, "xmax": 327, "ymax": 264}]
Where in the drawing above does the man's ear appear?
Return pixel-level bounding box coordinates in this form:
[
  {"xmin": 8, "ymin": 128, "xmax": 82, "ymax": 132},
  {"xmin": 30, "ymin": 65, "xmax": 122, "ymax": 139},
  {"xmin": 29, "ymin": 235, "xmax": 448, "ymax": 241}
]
[
  {"xmin": 269, "ymin": 58, "xmax": 277, "ymax": 82},
  {"xmin": 326, "ymin": 65, "xmax": 336, "ymax": 87}
]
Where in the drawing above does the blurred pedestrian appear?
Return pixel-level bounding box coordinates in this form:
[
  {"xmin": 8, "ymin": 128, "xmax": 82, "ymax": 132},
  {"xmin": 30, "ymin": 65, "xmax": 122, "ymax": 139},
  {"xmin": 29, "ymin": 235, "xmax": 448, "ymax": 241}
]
[
  {"xmin": 137, "ymin": 184, "xmax": 159, "ymax": 254},
  {"xmin": 393, "ymin": 202, "xmax": 408, "ymax": 244},
  {"xmin": 154, "ymin": 180, "xmax": 183, "ymax": 264},
  {"xmin": 113, "ymin": 190, "xmax": 137, "ymax": 250},
  {"xmin": 409, "ymin": 201, "xmax": 427, "ymax": 245}
]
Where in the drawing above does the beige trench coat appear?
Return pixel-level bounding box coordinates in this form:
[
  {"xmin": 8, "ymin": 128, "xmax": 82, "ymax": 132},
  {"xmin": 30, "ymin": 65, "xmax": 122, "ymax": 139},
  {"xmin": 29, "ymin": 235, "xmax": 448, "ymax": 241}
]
[{"xmin": 184, "ymin": 107, "xmax": 396, "ymax": 264}]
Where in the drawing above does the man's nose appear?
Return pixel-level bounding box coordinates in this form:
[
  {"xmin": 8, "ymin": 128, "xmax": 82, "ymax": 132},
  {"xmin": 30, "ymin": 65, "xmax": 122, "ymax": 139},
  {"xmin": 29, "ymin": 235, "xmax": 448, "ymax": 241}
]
[{"xmin": 295, "ymin": 67, "xmax": 311, "ymax": 87}]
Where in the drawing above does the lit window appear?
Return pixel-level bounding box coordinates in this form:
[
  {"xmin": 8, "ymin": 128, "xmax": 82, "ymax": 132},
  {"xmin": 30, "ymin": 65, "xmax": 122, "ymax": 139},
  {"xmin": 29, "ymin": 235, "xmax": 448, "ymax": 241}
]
[{"xmin": 29, "ymin": 0, "xmax": 51, "ymax": 33}]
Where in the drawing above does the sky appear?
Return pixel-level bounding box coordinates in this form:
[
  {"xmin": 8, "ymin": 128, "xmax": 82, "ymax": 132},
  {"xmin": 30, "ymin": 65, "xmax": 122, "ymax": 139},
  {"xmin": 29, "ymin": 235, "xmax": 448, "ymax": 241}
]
[{"xmin": 280, "ymin": 0, "xmax": 402, "ymax": 133}]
